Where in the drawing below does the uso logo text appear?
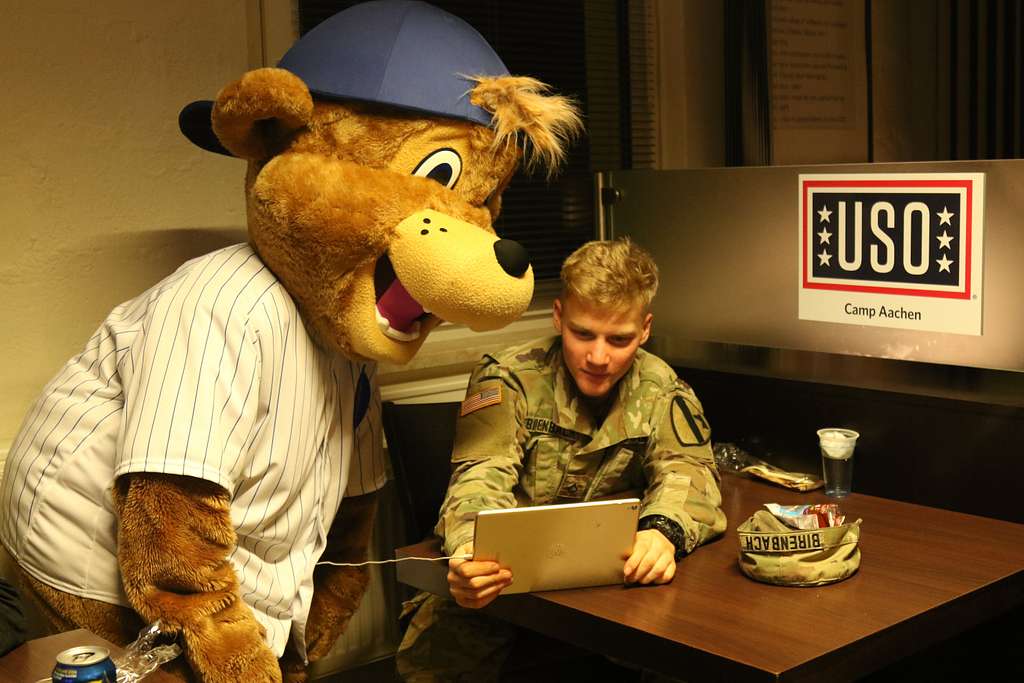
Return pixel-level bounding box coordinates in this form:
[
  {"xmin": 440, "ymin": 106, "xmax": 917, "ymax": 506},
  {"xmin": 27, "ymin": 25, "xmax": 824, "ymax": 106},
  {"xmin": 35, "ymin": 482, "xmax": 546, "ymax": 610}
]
[{"xmin": 801, "ymin": 178, "xmax": 976, "ymax": 299}]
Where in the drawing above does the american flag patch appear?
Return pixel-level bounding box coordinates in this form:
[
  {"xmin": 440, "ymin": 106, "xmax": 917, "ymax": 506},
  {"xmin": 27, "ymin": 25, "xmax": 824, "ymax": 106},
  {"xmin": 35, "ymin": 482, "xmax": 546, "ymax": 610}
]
[{"xmin": 460, "ymin": 385, "xmax": 502, "ymax": 416}]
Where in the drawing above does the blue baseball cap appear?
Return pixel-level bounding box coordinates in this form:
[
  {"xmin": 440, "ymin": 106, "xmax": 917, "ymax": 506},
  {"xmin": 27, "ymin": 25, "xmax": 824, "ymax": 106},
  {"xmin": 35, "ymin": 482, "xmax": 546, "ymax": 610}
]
[{"xmin": 180, "ymin": 0, "xmax": 509, "ymax": 156}]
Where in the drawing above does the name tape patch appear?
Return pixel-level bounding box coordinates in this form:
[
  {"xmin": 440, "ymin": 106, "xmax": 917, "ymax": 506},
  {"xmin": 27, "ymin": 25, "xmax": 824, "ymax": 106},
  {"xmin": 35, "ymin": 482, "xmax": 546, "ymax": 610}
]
[
  {"xmin": 740, "ymin": 531, "xmax": 825, "ymax": 553},
  {"xmin": 523, "ymin": 416, "xmax": 590, "ymax": 443}
]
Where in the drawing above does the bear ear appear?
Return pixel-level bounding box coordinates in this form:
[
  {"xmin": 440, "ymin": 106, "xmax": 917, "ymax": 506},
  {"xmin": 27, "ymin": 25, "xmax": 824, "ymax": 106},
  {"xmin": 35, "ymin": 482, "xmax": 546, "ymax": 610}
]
[
  {"xmin": 469, "ymin": 75, "xmax": 584, "ymax": 179},
  {"xmin": 210, "ymin": 67, "xmax": 314, "ymax": 160}
]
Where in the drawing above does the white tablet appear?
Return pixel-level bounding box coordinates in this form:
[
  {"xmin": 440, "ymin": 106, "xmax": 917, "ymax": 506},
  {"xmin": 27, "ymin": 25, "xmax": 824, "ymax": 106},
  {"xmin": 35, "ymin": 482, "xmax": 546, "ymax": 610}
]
[{"xmin": 472, "ymin": 498, "xmax": 641, "ymax": 594}]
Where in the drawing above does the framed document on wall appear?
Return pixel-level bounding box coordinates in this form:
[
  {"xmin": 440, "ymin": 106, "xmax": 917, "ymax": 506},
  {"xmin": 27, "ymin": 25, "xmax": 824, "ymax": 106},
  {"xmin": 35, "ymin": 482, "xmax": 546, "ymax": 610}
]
[
  {"xmin": 726, "ymin": 0, "xmax": 870, "ymax": 166},
  {"xmin": 769, "ymin": 0, "xmax": 870, "ymax": 164}
]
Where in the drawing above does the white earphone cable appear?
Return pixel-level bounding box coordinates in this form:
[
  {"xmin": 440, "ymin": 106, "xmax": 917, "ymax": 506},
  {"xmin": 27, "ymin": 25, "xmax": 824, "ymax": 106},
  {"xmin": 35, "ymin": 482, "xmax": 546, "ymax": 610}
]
[{"xmin": 315, "ymin": 554, "xmax": 472, "ymax": 568}]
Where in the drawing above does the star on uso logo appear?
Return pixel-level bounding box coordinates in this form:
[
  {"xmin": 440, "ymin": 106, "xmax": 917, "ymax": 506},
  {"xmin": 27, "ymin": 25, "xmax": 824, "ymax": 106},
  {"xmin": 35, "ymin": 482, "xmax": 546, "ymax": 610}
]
[{"xmin": 801, "ymin": 176, "xmax": 978, "ymax": 299}]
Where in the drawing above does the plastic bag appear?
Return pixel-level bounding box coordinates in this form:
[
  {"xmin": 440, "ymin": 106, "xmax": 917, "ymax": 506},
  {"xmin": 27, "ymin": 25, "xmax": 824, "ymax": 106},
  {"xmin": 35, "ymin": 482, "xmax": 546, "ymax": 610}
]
[
  {"xmin": 713, "ymin": 442, "xmax": 762, "ymax": 473},
  {"xmin": 713, "ymin": 442, "xmax": 823, "ymax": 492},
  {"xmin": 112, "ymin": 621, "xmax": 182, "ymax": 682}
]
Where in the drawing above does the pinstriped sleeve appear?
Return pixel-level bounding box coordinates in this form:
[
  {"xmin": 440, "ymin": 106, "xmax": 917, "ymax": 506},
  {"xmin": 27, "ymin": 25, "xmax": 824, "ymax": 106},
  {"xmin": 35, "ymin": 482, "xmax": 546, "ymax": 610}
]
[
  {"xmin": 114, "ymin": 284, "xmax": 266, "ymax": 495},
  {"xmin": 345, "ymin": 365, "xmax": 387, "ymax": 496}
]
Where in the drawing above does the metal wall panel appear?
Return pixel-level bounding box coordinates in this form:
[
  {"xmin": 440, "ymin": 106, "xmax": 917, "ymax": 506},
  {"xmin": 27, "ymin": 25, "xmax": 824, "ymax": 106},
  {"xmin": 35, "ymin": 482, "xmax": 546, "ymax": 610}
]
[{"xmin": 606, "ymin": 160, "xmax": 1024, "ymax": 404}]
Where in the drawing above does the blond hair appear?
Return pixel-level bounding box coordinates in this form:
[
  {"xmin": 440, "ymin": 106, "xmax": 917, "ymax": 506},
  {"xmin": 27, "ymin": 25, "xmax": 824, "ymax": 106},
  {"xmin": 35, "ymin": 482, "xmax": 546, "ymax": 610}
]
[{"xmin": 560, "ymin": 237, "xmax": 659, "ymax": 311}]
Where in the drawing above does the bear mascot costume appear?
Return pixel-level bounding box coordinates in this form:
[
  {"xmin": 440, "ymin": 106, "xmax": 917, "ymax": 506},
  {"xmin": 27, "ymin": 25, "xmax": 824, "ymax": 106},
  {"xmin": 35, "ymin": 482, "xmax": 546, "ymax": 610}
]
[{"xmin": 0, "ymin": 1, "xmax": 581, "ymax": 680}]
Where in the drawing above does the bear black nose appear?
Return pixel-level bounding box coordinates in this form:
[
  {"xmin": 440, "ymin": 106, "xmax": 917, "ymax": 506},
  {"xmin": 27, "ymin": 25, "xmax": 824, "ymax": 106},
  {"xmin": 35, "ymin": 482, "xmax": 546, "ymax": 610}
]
[{"xmin": 493, "ymin": 239, "xmax": 531, "ymax": 278}]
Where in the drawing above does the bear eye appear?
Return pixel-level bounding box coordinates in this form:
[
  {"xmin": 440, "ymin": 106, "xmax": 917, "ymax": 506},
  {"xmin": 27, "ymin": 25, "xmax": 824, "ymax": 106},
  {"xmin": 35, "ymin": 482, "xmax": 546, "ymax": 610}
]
[{"xmin": 412, "ymin": 148, "xmax": 462, "ymax": 189}]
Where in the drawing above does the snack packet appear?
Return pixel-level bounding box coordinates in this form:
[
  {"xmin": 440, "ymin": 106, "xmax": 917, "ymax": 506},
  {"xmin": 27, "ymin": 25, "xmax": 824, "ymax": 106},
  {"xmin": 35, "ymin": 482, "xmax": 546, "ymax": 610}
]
[{"xmin": 764, "ymin": 503, "xmax": 846, "ymax": 529}]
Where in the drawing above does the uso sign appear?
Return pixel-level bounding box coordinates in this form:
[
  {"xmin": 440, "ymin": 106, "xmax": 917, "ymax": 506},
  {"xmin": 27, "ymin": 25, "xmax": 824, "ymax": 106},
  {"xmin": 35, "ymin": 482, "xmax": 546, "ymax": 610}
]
[{"xmin": 798, "ymin": 173, "xmax": 984, "ymax": 336}]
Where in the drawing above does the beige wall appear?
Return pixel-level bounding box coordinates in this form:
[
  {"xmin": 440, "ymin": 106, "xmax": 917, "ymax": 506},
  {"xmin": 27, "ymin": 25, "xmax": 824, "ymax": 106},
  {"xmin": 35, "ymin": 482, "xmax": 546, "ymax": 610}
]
[{"xmin": 0, "ymin": 2, "xmax": 298, "ymax": 445}]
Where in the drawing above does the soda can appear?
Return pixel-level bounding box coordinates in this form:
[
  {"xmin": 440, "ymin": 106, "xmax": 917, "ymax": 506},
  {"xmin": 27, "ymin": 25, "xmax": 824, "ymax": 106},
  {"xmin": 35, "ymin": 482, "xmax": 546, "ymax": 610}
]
[{"xmin": 51, "ymin": 645, "xmax": 117, "ymax": 682}]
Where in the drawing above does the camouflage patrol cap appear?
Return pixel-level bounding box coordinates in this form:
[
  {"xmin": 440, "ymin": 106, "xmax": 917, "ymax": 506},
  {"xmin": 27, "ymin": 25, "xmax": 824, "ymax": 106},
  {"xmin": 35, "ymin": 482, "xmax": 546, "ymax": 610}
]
[{"xmin": 737, "ymin": 509, "xmax": 861, "ymax": 586}]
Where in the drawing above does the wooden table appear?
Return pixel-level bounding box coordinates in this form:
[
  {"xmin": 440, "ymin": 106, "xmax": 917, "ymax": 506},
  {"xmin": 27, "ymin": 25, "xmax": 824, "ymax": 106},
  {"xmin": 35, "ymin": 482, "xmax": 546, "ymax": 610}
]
[
  {"xmin": 396, "ymin": 473, "xmax": 1024, "ymax": 682},
  {"xmin": 0, "ymin": 629, "xmax": 178, "ymax": 682}
]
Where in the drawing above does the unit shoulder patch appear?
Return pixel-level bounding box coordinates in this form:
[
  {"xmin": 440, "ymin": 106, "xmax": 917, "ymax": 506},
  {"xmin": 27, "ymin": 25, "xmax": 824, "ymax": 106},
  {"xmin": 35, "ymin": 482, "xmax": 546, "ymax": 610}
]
[{"xmin": 669, "ymin": 394, "xmax": 711, "ymax": 447}]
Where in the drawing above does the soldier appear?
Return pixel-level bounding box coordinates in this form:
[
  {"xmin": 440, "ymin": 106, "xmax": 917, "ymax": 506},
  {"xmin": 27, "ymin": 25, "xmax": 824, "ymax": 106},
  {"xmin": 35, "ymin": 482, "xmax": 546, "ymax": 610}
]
[{"xmin": 397, "ymin": 238, "xmax": 727, "ymax": 681}]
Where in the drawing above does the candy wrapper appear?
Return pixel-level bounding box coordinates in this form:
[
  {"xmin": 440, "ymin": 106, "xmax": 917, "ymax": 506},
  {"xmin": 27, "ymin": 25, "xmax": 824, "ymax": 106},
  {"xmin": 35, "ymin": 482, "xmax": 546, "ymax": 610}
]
[
  {"xmin": 765, "ymin": 503, "xmax": 846, "ymax": 529},
  {"xmin": 112, "ymin": 621, "xmax": 181, "ymax": 682},
  {"xmin": 714, "ymin": 442, "xmax": 824, "ymax": 492}
]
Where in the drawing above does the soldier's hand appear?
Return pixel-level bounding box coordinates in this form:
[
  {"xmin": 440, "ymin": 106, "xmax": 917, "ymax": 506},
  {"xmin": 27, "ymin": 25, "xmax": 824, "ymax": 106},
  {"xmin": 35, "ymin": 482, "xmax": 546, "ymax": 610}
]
[
  {"xmin": 624, "ymin": 529, "xmax": 676, "ymax": 585},
  {"xmin": 447, "ymin": 542, "xmax": 513, "ymax": 609}
]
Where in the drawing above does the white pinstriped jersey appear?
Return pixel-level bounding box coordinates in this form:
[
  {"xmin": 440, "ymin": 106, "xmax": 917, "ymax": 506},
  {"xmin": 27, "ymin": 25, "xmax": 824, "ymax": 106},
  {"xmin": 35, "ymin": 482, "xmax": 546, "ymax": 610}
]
[{"xmin": 0, "ymin": 244, "xmax": 387, "ymax": 657}]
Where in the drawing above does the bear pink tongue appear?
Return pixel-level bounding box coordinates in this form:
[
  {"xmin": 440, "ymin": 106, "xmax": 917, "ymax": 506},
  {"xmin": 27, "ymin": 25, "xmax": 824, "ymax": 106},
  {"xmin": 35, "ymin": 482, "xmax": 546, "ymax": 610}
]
[{"xmin": 376, "ymin": 279, "xmax": 425, "ymax": 333}]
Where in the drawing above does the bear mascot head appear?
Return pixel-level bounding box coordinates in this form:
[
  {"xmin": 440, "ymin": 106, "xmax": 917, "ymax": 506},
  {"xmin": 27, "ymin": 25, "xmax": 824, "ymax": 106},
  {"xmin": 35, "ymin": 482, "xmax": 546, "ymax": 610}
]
[
  {"xmin": 181, "ymin": 0, "xmax": 582, "ymax": 364},
  {"xmin": 0, "ymin": 2, "xmax": 580, "ymax": 681}
]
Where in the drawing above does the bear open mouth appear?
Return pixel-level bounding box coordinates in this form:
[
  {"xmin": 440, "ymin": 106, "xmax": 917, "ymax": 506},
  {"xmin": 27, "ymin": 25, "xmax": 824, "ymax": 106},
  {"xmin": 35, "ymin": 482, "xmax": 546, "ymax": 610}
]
[{"xmin": 373, "ymin": 254, "xmax": 431, "ymax": 342}]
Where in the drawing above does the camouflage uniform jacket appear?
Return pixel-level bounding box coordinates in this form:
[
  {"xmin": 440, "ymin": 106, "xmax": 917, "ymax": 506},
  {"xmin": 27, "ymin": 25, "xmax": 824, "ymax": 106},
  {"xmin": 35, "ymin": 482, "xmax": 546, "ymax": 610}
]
[{"xmin": 436, "ymin": 336, "xmax": 727, "ymax": 556}]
